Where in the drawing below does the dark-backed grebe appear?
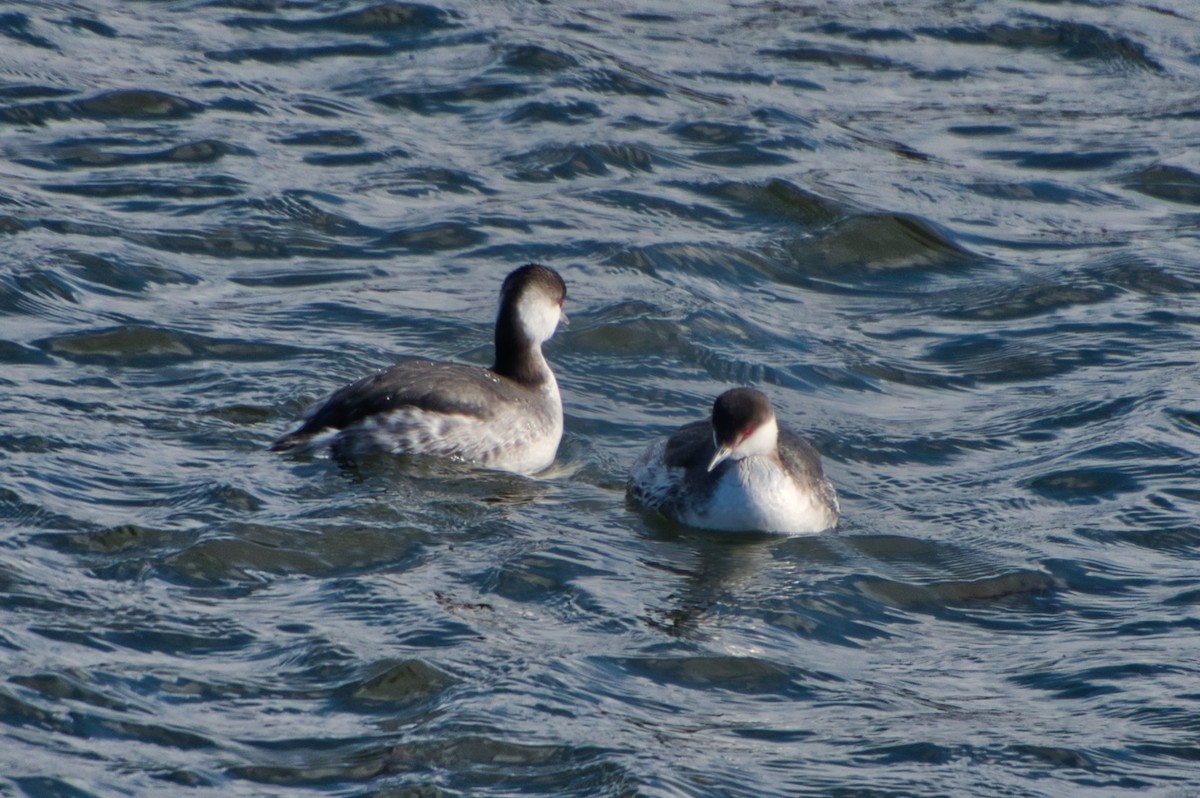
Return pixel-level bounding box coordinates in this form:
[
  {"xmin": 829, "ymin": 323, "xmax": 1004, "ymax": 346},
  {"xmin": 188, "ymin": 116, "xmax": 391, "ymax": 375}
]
[
  {"xmin": 627, "ymin": 388, "xmax": 838, "ymax": 534},
  {"xmin": 271, "ymin": 263, "xmax": 567, "ymax": 475}
]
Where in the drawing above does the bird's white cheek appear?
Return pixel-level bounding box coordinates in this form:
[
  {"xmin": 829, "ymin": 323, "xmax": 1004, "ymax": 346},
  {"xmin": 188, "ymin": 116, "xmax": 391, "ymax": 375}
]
[{"xmin": 740, "ymin": 418, "xmax": 778, "ymax": 458}]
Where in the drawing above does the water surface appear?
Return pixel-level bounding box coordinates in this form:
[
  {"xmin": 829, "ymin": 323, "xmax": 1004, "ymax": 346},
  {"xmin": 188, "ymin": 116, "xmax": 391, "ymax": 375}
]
[{"xmin": 2, "ymin": 1, "xmax": 1199, "ymax": 795}]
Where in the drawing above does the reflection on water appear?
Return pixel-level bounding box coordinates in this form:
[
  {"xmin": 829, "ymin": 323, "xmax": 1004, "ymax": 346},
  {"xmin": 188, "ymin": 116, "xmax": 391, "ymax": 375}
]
[{"xmin": 2, "ymin": 0, "xmax": 1199, "ymax": 795}]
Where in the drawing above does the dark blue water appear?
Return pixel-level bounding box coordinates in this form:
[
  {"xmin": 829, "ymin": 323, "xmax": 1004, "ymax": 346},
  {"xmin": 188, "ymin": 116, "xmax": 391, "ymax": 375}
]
[{"xmin": 2, "ymin": 1, "xmax": 1199, "ymax": 795}]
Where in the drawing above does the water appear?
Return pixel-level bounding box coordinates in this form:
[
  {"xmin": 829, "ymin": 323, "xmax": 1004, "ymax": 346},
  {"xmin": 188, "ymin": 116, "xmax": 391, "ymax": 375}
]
[{"xmin": 2, "ymin": 0, "xmax": 1199, "ymax": 795}]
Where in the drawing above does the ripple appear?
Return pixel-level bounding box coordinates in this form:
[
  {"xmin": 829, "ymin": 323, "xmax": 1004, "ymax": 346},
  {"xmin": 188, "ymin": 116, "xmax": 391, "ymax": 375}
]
[
  {"xmin": 949, "ymin": 124, "xmax": 1019, "ymax": 137},
  {"xmin": 826, "ymin": 430, "xmax": 1005, "ymax": 467},
  {"xmin": 228, "ymin": 266, "xmax": 387, "ymax": 288},
  {"xmin": 0, "ymin": 266, "xmax": 81, "ymax": 316},
  {"xmin": 921, "ymin": 329, "xmax": 1119, "ymax": 384},
  {"xmin": 924, "ymin": 278, "xmax": 1117, "ymax": 322},
  {"xmin": 773, "ymin": 212, "xmax": 980, "ymax": 281},
  {"xmin": 276, "ymin": 129, "xmax": 367, "ymax": 148},
  {"xmin": 75, "ymin": 712, "xmax": 219, "ymax": 751},
  {"xmin": 0, "ymin": 340, "xmax": 53, "ymax": 365},
  {"xmin": 0, "ymin": 89, "xmax": 204, "ymax": 125},
  {"xmin": 162, "ymin": 519, "xmax": 430, "ymax": 586},
  {"xmin": 1007, "ymin": 743, "xmax": 1099, "ymax": 772},
  {"xmin": 617, "ymin": 241, "xmax": 773, "ymax": 283},
  {"xmin": 567, "ymin": 67, "xmax": 669, "ymax": 98},
  {"xmin": 224, "ymin": 2, "xmax": 457, "ymax": 35},
  {"xmin": 64, "ymin": 16, "xmax": 118, "ymax": 38},
  {"xmin": 57, "ymin": 250, "xmax": 199, "ymax": 295},
  {"xmin": 504, "ymin": 99, "xmax": 604, "ymax": 126},
  {"xmin": 383, "ymin": 166, "xmax": 494, "ymax": 196},
  {"xmin": 20, "ymin": 137, "xmax": 243, "ymax": 171},
  {"xmin": 0, "ymin": 10, "xmax": 58, "ymax": 50},
  {"xmin": 611, "ymin": 655, "xmax": 813, "ymax": 697},
  {"xmin": 851, "ymin": 740, "xmax": 957, "ymax": 765},
  {"xmin": 33, "ymin": 523, "xmax": 185, "ymax": 557},
  {"xmin": 1078, "ymin": 496, "xmax": 1200, "ymax": 553},
  {"xmin": 160, "ymin": 536, "xmax": 346, "ymax": 585},
  {"xmin": 761, "ymin": 43, "xmax": 898, "ymax": 70},
  {"xmin": 42, "ymin": 174, "xmax": 247, "ymax": 201},
  {"xmin": 586, "ymin": 189, "xmax": 731, "ymax": 225},
  {"xmin": 491, "ymin": 547, "xmax": 613, "ymax": 604},
  {"xmin": 126, "ymin": 224, "xmax": 360, "ymax": 259},
  {"xmin": 10, "ymin": 671, "xmax": 130, "ymax": 713},
  {"xmin": 33, "ymin": 609, "xmax": 255, "ymax": 657},
  {"xmin": 1093, "ymin": 253, "xmax": 1199, "ymax": 295},
  {"xmin": 1011, "ymin": 662, "xmax": 1185, "ymax": 701},
  {"xmin": 1125, "ymin": 164, "xmax": 1200, "ymax": 206},
  {"xmin": 1166, "ymin": 407, "xmax": 1200, "ymax": 438},
  {"xmin": 36, "ymin": 325, "xmax": 306, "ymax": 367},
  {"xmin": 503, "ymin": 141, "xmax": 661, "ymax": 181},
  {"xmin": 1026, "ymin": 468, "xmax": 1143, "ymax": 503},
  {"xmin": 374, "ymin": 81, "xmax": 529, "ymax": 115},
  {"xmin": 0, "ymin": 84, "xmax": 75, "ymax": 101},
  {"xmin": 372, "ymin": 220, "xmax": 488, "ymax": 252},
  {"xmin": 812, "ymin": 22, "xmax": 917, "ymax": 44},
  {"xmin": 208, "ymin": 41, "xmax": 407, "ymax": 65},
  {"xmin": 671, "ymin": 120, "xmax": 756, "ymax": 146},
  {"xmin": 499, "ymin": 43, "xmax": 581, "ymax": 73},
  {"xmin": 208, "ymin": 3, "xmax": 464, "ymax": 63},
  {"xmin": 983, "ymin": 148, "xmax": 1140, "ymax": 171},
  {"xmin": 915, "ymin": 17, "xmax": 1164, "ymax": 73},
  {"xmin": 210, "ymin": 193, "xmax": 379, "ymax": 238},
  {"xmin": 343, "ymin": 658, "xmax": 455, "ymax": 709},
  {"xmin": 853, "ymin": 569, "xmax": 1057, "ymax": 609},
  {"xmin": 1016, "ymin": 395, "xmax": 1143, "ymax": 434},
  {"xmin": 689, "ymin": 144, "xmax": 794, "ymax": 168},
  {"xmin": 231, "ymin": 734, "xmax": 630, "ymax": 793},
  {"xmin": 968, "ymin": 178, "xmax": 1123, "ymax": 206},
  {"xmin": 692, "ymin": 178, "xmax": 841, "ymax": 228}
]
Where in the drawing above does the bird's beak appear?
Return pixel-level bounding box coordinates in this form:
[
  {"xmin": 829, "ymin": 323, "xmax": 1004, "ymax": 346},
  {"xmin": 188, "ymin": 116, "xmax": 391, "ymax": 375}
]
[
  {"xmin": 707, "ymin": 445, "xmax": 733, "ymax": 473},
  {"xmin": 559, "ymin": 306, "xmax": 569, "ymax": 326}
]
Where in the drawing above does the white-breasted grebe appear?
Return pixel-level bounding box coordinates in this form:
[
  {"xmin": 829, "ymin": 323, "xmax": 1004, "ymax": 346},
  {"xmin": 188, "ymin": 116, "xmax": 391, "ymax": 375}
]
[
  {"xmin": 271, "ymin": 263, "xmax": 567, "ymax": 475},
  {"xmin": 627, "ymin": 387, "xmax": 838, "ymax": 534}
]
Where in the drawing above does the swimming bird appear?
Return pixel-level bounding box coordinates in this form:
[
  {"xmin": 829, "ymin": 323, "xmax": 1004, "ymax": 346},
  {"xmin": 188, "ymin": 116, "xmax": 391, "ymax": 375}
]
[
  {"xmin": 627, "ymin": 387, "xmax": 838, "ymax": 534},
  {"xmin": 271, "ymin": 263, "xmax": 567, "ymax": 475}
]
